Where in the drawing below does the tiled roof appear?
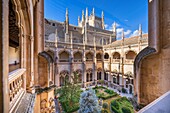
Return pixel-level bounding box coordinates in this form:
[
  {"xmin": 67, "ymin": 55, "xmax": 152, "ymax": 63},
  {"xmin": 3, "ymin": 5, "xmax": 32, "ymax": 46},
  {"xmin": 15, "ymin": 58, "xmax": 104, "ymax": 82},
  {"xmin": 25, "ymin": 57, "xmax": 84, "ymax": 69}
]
[{"xmin": 107, "ymin": 34, "xmax": 148, "ymax": 47}]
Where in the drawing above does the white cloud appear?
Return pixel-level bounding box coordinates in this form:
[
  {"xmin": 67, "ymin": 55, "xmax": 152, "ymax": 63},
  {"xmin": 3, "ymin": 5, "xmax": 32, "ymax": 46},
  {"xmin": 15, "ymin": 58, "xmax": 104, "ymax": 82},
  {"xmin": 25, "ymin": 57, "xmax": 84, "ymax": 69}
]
[
  {"xmin": 130, "ymin": 30, "xmax": 139, "ymax": 37},
  {"xmin": 124, "ymin": 30, "xmax": 132, "ymax": 36},
  {"xmin": 116, "ymin": 28, "xmax": 123, "ymax": 34},
  {"xmin": 112, "ymin": 22, "xmax": 120, "ymax": 27},
  {"xmin": 106, "ymin": 22, "xmax": 120, "ymax": 31},
  {"xmin": 116, "ymin": 28, "xmax": 132, "ymax": 39}
]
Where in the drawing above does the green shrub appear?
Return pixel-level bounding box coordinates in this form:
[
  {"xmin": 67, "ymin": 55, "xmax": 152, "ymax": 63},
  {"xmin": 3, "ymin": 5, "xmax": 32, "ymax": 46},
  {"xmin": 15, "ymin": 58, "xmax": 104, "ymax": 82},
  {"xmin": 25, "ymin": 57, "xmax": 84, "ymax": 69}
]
[
  {"xmin": 111, "ymin": 106, "xmax": 120, "ymax": 113},
  {"xmin": 122, "ymin": 107, "xmax": 131, "ymax": 113},
  {"xmin": 104, "ymin": 89, "xmax": 114, "ymax": 94},
  {"xmin": 111, "ymin": 100, "xmax": 120, "ymax": 109}
]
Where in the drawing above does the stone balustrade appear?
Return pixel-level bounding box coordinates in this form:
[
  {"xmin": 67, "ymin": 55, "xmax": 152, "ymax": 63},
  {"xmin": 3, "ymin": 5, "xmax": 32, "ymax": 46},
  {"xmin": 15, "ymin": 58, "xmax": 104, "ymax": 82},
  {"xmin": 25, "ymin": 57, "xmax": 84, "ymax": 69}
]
[
  {"xmin": 125, "ymin": 59, "xmax": 134, "ymax": 64},
  {"xmin": 86, "ymin": 59, "xmax": 93, "ymax": 62},
  {"xmin": 8, "ymin": 68, "xmax": 26, "ymax": 112},
  {"xmin": 59, "ymin": 59, "xmax": 69, "ymax": 62},
  {"xmin": 112, "ymin": 59, "xmax": 120, "ymax": 63},
  {"xmin": 74, "ymin": 59, "xmax": 82, "ymax": 62}
]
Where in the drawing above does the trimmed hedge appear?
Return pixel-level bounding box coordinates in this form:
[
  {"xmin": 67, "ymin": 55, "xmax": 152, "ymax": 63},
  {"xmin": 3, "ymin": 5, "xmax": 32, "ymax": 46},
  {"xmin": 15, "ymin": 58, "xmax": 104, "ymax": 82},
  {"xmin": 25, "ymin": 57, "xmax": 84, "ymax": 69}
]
[
  {"xmin": 110, "ymin": 97, "xmax": 134, "ymax": 113},
  {"xmin": 94, "ymin": 86, "xmax": 117, "ymax": 100},
  {"xmin": 104, "ymin": 89, "xmax": 114, "ymax": 94},
  {"xmin": 122, "ymin": 107, "xmax": 131, "ymax": 113}
]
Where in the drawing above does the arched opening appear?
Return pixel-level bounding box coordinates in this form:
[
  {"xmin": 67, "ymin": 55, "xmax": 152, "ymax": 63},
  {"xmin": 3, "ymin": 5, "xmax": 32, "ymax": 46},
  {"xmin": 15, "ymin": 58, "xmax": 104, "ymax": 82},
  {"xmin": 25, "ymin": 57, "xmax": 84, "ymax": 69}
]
[
  {"xmin": 97, "ymin": 68, "xmax": 102, "ymax": 80},
  {"xmin": 59, "ymin": 70, "xmax": 69, "ymax": 86},
  {"xmin": 113, "ymin": 52, "xmax": 121, "ymax": 59},
  {"xmin": 129, "ymin": 85, "xmax": 133, "ymax": 94},
  {"xmin": 104, "ymin": 72, "xmax": 108, "ymax": 81},
  {"xmin": 8, "ymin": 0, "xmax": 20, "ymax": 72},
  {"xmin": 100, "ymin": 38, "xmax": 107, "ymax": 45},
  {"xmin": 86, "ymin": 52, "xmax": 93, "ymax": 62},
  {"xmin": 96, "ymin": 53, "xmax": 102, "ymax": 62},
  {"xmin": 59, "ymin": 51, "xmax": 69, "ymax": 62},
  {"xmin": 38, "ymin": 52, "xmax": 54, "ymax": 88},
  {"xmin": 74, "ymin": 52, "xmax": 82, "ymax": 62},
  {"xmin": 104, "ymin": 53, "xmax": 109, "ymax": 60},
  {"xmin": 113, "ymin": 76, "xmax": 117, "ymax": 84},
  {"xmin": 126, "ymin": 51, "xmax": 137, "ymax": 59},
  {"xmin": 86, "ymin": 68, "xmax": 93, "ymax": 82}
]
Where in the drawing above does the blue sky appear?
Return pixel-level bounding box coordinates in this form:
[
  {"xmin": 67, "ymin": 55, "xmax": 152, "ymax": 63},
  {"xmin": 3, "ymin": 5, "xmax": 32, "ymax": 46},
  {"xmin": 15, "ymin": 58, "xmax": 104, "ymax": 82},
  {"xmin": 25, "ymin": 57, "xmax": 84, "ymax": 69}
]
[{"xmin": 45, "ymin": 0, "xmax": 148, "ymax": 39}]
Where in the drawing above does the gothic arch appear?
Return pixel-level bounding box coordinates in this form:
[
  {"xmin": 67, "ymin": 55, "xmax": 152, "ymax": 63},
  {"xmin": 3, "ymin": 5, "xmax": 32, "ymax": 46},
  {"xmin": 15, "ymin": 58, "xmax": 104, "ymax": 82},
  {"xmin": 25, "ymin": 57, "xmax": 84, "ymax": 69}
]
[
  {"xmin": 126, "ymin": 50, "xmax": 137, "ymax": 59},
  {"xmin": 104, "ymin": 52, "xmax": 109, "ymax": 59},
  {"xmin": 112, "ymin": 52, "xmax": 121, "ymax": 59},
  {"xmin": 96, "ymin": 53, "xmax": 102, "ymax": 60},
  {"xmin": 86, "ymin": 52, "xmax": 94, "ymax": 61},
  {"xmin": 73, "ymin": 51, "xmax": 82, "ymax": 60},
  {"xmin": 58, "ymin": 50, "xmax": 70, "ymax": 62}
]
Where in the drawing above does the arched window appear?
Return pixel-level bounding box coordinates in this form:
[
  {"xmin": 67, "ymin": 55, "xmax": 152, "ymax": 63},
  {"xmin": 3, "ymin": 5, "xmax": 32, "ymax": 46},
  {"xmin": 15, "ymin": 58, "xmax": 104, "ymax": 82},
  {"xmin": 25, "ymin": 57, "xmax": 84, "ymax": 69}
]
[
  {"xmin": 104, "ymin": 53, "xmax": 109, "ymax": 59},
  {"xmin": 59, "ymin": 70, "xmax": 69, "ymax": 86},
  {"xmin": 86, "ymin": 52, "xmax": 93, "ymax": 61},
  {"xmin": 86, "ymin": 68, "xmax": 93, "ymax": 82},
  {"xmin": 113, "ymin": 52, "xmax": 121, "ymax": 59},
  {"xmin": 74, "ymin": 52, "xmax": 82, "ymax": 62},
  {"xmin": 100, "ymin": 38, "xmax": 107, "ymax": 45},
  {"xmin": 96, "ymin": 53, "xmax": 102, "ymax": 61},
  {"xmin": 126, "ymin": 51, "xmax": 136, "ymax": 59},
  {"xmin": 104, "ymin": 72, "xmax": 108, "ymax": 80},
  {"xmin": 59, "ymin": 51, "xmax": 69, "ymax": 62}
]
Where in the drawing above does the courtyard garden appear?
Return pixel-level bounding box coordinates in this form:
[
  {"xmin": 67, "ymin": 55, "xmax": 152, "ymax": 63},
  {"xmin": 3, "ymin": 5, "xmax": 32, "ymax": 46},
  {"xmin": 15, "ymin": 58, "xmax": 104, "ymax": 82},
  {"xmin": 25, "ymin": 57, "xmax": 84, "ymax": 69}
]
[
  {"xmin": 93, "ymin": 86, "xmax": 118, "ymax": 100},
  {"xmin": 55, "ymin": 73, "xmax": 134, "ymax": 113}
]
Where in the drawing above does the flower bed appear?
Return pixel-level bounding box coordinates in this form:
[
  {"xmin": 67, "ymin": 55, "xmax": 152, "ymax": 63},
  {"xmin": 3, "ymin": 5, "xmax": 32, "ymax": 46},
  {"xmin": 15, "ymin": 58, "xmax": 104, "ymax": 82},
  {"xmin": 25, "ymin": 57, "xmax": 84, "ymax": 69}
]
[
  {"xmin": 110, "ymin": 97, "xmax": 134, "ymax": 113},
  {"xmin": 93, "ymin": 86, "xmax": 117, "ymax": 100}
]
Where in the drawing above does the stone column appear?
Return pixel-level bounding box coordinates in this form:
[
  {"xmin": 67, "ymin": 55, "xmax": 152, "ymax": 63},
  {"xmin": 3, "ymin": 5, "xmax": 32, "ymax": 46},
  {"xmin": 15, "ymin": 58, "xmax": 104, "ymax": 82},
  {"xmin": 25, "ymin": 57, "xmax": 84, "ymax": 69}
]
[
  {"xmin": 0, "ymin": 0, "xmax": 9, "ymax": 112},
  {"xmin": 108, "ymin": 47, "xmax": 112, "ymax": 86},
  {"xmin": 93, "ymin": 37, "xmax": 97, "ymax": 85},
  {"xmin": 102, "ymin": 50, "xmax": 105, "ymax": 80},
  {"xmin": 54, "ymin": 29, "xmax": 59, "ymax": 87},
  {"xmin": 29, "ymin": 36, "xmax": 35, "ymax": 93},
  {"xmin": 83, "ymin": 46, "xmax": 86, "ymax": 87},
  {"xmin": 54, "ymin": 50, "xmax": 59, "ymax": 87}
]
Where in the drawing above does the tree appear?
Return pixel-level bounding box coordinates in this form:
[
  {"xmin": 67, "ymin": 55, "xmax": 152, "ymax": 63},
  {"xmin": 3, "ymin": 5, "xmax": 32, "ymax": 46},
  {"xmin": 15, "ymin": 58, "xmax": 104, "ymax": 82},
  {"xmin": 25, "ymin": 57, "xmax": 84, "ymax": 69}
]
[
  {"xmin": 56, "ymin": 72, "xmax": 82, "ymax": 110},
  {"xmin": 79, "ymin": 88, "xmax": 101, "ymax": 113}
]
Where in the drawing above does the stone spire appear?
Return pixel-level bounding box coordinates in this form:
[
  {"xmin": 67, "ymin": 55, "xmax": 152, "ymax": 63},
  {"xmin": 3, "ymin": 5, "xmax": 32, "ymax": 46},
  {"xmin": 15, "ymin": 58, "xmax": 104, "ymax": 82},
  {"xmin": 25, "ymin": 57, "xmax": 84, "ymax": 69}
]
[
  {"xmin": 92, "ymin": 8, "xmax": 95, "ymax": 16},
  {"xmin": 139, "ymin": 24, "xmax": 142, "ymax": 37},
  {"xmin": 121, "ymin": 29, "xmax": 124, "ymax": 45},
  {"xmin": 65, "ymin": 8, "xmax": 69, "ymax": 34},
  {"xmin": 66, "ymin": 8, "xmax": 69, "ymax": 24},
  {"xmin": 102, "ymin": 11, "xmax": 105, "ymax": 29},
  {"xmin": 138, "ymin": 24, "xmax": 142, "ymax": 50},
  {"xmin": 122, "ymin": 29, "xmax": 124, "ymax": 40},
  {"xmin": 78, "ymin": 16, "xmax": 80, "ymax": 24},
  {"xmin": 82, "ymin": 10, "xmax": 85, "ymax": 22},
  {"xmin": 86, "ymin": 8, "xmax": 88, "ymax": 23},
  {"xmin": 113, "ymin": 22, "xmax": 117, "ymax": 39}
]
